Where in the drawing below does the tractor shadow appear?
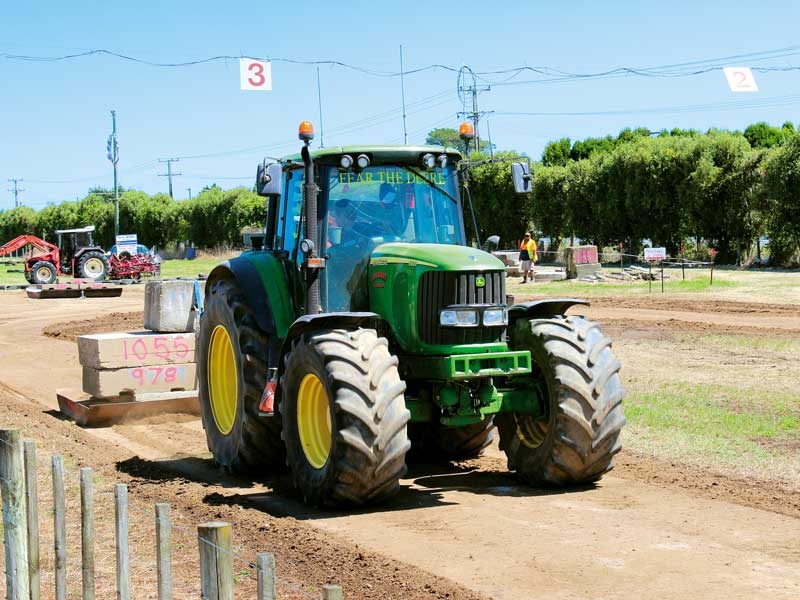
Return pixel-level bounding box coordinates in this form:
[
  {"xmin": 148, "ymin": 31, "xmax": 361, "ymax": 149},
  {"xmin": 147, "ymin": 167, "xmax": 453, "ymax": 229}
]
[{"xmin": 116, "ymin": 454, "xmax": 595, "ymax": 521}]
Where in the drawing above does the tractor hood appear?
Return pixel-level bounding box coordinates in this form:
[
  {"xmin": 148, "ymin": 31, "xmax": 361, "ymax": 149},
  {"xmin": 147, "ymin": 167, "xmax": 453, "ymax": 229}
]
[{"xmin": 369, "ymin": 243, "xmax": 504, "ymax": 271}]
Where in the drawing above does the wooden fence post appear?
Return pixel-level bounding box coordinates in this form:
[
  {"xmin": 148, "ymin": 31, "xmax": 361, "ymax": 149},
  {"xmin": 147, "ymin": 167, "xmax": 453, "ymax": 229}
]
[
  {"xmin": 155, "ymin": 503, "xmax": 172, "ymax": 600},
  {"xmin": 322, "ymin": 584, "xmax": 344, "ymax": 600},
  {"xmin": 115, "ymin": 483, "xmax": 131, "ymax": 600},
  {"xmin": 256, "ymin": 552, "xmax": 275, "ymax": 600},
  {"xmin": 51, "ymin": 455, "xmax": 67, "ymax": 600},
  {"xmin": 0, "ymin": 430, "xmax": 30, "ymax": 600},
  {"xmin": 24, "ymin": 439, "xmax": 40, "ymax": 600},
  {"xmin": 80, "ymin": 468, "xmax": 95, "ymax": 600},
  {"xmin": 198, "ymin": 521, "xmax": 233, "ymax": 600}
]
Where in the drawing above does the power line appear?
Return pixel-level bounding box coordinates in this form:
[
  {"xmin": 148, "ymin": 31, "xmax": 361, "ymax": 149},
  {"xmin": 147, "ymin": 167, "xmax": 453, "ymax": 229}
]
[
  {"xmin": 4, "ymin": 44, "xmax": 800, "ymax": 83},
  {"xmin": 0, "ymin": 48, "xmax": 459, "ymax": 77}
]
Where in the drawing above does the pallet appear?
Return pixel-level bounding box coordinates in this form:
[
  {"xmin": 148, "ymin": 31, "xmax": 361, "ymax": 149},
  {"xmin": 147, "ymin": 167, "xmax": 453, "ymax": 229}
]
[{"xmin": 56, "ymin": 389, "xmax": 199, "ymax": 427}]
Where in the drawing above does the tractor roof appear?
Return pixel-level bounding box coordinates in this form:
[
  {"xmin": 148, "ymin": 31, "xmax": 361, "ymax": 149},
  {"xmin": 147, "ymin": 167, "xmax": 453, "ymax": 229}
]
[
  {"xmin": 280, "ymin": 145, "xmax": 463, "ymax": 165},
  {"xmin": 54, "ymin": 225, "xmax": 95, "ymax": 234}
]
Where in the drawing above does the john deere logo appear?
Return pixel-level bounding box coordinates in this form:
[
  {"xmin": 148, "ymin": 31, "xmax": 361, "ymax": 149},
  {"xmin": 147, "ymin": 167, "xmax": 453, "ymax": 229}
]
[{"xmin": 475, "ymin": 276, "xmax": 486, "ymax": 288}]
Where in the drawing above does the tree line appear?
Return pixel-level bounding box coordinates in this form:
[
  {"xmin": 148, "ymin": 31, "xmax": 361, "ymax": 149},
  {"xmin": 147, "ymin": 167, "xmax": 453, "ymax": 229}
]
[
  {"xmin": 3, "ymin": 121, "xmax": 799, "ymax": 264},
  {"xmin": 0, "ymin": 185, "xmax": 266, "ymax": 250},
  {"xmin": 466, "ymin": 122, "xmax": 800, "ymax": 265}
]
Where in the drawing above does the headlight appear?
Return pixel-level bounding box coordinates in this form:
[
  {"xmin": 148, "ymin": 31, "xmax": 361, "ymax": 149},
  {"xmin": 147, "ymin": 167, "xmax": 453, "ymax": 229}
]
[
  {"xmin": 439, "ymin": 308, "xmax": 478, "ymax": 327},
  {"xmin": 356, "ymin": 154, "xmax": 371, "ymax": 169},
  {"xmin": 422, "ymin": 153, "xmax": 436, "ymax": 169},
  {"xmin": 340, "ymin": 155, "xmax": 353, "ymax": 169},
  {"xmin": 482, "ymin": 308, "xmax": 508, "ymax": 326}
]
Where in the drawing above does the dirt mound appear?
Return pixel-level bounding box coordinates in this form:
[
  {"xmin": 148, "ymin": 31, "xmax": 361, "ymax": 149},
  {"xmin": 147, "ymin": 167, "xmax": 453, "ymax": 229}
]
[
  {"xmin": 600, "ymin": 316, "xmax": 800, "ymax": 338},
  {"xmin": 588, "ymin": 296, "xmax": 800, "ymax": 316},
  {"xmin": 43, "ymin": 311, "xmax": 145, "ymax": 341}
]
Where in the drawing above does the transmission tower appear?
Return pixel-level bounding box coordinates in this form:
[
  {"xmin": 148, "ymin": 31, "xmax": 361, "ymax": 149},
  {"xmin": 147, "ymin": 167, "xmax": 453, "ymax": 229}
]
[
  {"xmin": 7, "ymin": 178, "xmax": 24, "ymax": 207},
  {"xmin": 158, "ymin": 158, "xmax": 182, "ymax": 199},
  {"xmin": 457, "ymin": 66, "xmax": 491, "ymax": 153}
]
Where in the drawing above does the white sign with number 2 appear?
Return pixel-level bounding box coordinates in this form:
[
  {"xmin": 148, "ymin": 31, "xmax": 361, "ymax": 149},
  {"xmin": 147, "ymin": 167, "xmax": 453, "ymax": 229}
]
[
  {"xmin": 723, "ymin": 67, "xmax": 758, "ymax": 93},
  {"xmin": 240, "ymin": 59, "xmax": 272, "ymax": 91}
]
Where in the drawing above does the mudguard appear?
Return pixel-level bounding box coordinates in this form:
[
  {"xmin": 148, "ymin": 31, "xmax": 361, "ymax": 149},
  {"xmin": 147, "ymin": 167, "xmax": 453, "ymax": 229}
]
[
  {"xmin": 508, "ymin": 298, "xmax": 590, "ymax": 324},
  {"xmin": 283, "ymin": 312, "xmax": 385, "ymax": 344},
  {"xmin": 274, "ymin": 311, "xmax": 388, "ymax": 407},
  {"xmin": 206, "ymin": 259, "xmax": 274, "ymax": 335}
]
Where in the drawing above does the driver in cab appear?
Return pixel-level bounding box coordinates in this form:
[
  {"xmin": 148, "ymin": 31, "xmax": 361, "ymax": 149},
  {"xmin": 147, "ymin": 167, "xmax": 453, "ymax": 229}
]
[{"xmin": 330, "ymin": 198, "xmax": 376, "ymax": 247}]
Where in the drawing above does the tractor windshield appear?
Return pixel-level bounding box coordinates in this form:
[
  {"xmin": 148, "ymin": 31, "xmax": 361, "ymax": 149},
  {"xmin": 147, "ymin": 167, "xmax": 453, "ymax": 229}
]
[
  {"xmin": 321, "ymin": 164, "xmax": 465, "ymax": 311},
  {"xmin": 323, "ymin": 165, "xmax": 464, "ymax": 247}
]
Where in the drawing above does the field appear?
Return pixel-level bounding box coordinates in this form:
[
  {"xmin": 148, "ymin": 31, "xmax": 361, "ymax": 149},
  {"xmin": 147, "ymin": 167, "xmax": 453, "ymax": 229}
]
[{"xmin": 0, "ymin": 268, "xmax": 798, "ymax": 598}]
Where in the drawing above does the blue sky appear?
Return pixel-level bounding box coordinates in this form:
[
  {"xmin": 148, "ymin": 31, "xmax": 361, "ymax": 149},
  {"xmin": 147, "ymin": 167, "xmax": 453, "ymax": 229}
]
[{"xmin": 2, "ymin": 1, "xmax": 800, "ymax": 209}]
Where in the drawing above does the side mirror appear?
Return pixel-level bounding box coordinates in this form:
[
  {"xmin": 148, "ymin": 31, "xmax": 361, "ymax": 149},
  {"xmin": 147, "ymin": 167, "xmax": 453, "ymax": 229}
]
[
  {"xmin": 483, "ymin": 235, "xmax": 500, "ymax": 251},
  {"xmin": 511, "ymin": 162, "xmax": 532, "ymax": 194},
  {"xmin": 256, "ymin": 162, "xmax": 283, "ymax": 197}
]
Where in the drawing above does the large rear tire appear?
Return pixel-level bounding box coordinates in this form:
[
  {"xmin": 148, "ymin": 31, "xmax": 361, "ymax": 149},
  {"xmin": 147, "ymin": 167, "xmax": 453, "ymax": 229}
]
[
  {"xmin": 76, "ymin": 251, "xmax": 108, "ymax": 281},
  {"xmin": 198, "ymin": 278, "xmax": 284, "ymax": 473},
  {"xmin": 497, "ymin": 315, "xmax": 626, "ymax": 485},
  {"xmin": 281, "ymin": 329, "xmax": 410, "ymax": 507}
]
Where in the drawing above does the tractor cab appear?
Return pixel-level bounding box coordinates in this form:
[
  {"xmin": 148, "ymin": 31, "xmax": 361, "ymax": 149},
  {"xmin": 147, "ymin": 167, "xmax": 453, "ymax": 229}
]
[
  {"xmin": 53, "ymin": 226, "xmax": 108, "ymax": 280},
  {"xmin": 271, "ymin": 146, "xmax": 466, "ymax": 313}
]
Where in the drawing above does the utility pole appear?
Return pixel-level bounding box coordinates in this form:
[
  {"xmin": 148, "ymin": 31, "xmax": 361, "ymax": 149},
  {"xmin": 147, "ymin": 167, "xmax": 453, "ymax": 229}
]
[
  {"xmin": 107, "ymin": 111, "xmax": 120, "ymax": 236},
  {"xmin": 7, "ymin": 178, "xmax": 24, "ymax": 207},
  {"xmin": 457, "ymin": 66, "xmax": 491, "ymax": 153},
  {"xmin": 158, "ymin": 158, "xmax": 182, "ymax": 199},
  {"xmin": 187, "ymin": 188, "xmax": 192, "ymax": 201},
  {"xmin": 400, "ymin": 44, "xmax": 408, "ymax": 144}
]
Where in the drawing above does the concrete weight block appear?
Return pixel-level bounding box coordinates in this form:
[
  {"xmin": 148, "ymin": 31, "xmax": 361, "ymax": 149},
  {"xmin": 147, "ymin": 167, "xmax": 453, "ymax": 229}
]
[
  {"xmin": 144, "ymin": 280, "xmax": 197, "ymax": 332},
  {"xmin": 82, "ymin": 363, "xmax": 197, "ymax": 398},
  {"xmin": 77, "ymin": 331, "xmax": 196, "ymax": 369}
]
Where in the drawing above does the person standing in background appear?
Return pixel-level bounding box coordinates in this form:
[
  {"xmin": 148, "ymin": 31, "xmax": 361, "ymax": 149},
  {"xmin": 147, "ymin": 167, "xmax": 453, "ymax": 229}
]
[{"xmin": 519, "ymin": 231, "xmax": 537, "ymax": 283}]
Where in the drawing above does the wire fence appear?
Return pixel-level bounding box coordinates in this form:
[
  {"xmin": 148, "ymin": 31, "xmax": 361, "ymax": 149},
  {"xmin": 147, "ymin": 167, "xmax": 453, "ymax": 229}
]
[{"xmin": 0, "ymin": 431, "xmax": 342, "ymax": 599}]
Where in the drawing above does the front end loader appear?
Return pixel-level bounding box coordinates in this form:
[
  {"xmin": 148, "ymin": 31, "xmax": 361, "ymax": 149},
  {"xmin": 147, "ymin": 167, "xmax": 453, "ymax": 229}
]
[{"xmin": 198, "ymin": 121, "xmax": 625, "ymax": 507}]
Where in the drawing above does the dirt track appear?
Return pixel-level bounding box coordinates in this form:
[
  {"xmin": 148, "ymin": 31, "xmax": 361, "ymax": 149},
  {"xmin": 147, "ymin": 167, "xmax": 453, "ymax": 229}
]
[{"xmin": 1, "ymin": 287, "xmax": 798, "ymax": 599}]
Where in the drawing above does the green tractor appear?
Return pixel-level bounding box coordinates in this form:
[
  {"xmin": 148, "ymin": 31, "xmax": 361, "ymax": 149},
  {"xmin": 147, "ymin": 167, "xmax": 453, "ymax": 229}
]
[{"xmin": 198, "ymin": 121, "xmax": 625, "ymax": 507}]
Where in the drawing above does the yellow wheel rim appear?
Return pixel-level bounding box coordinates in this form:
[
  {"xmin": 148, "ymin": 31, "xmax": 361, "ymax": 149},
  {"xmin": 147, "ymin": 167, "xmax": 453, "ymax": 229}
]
[
  {"xmin": 297, "ymin": 374, "xmax": 332, "ymax": 469},
  {"xmin": 208, "ymin": 325, "xmax": 238, "ymax": 435},
  {"xmin": 514, "ymin": 413, "xmax": 549, "ymax": 449}
]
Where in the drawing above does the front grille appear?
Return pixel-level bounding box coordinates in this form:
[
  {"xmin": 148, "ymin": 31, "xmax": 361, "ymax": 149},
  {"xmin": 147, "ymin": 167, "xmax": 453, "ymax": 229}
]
[{"xmin": 417, "ymin": 270, "xmax": 506, "ymax": 345}]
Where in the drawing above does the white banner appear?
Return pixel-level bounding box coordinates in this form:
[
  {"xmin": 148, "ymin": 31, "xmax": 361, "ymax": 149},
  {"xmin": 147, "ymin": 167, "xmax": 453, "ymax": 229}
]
[
  {"xmin": 644, "ymin": 247, "xmax": 667, "ymax": 261},
  {"xmin": 723, "ymin": 67, "xmax": 758, "ymax": 92},
  {"xmin": 240, "ymin": 59, "xmax": 272, "ymax": 91}
]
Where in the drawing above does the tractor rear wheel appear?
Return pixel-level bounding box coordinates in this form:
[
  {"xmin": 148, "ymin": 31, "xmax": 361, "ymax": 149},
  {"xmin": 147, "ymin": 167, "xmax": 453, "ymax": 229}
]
[
  {"xmin": 77, "ymin": 251, "xmax": 108, "ymax": 281},
  {"xmin": 198, "ymin": 278, "xmax": 284, "ymax": 473},
  {"xmin": 497, "ymin": 315, "xmax": 626, "ymax": 485},
  {"xmin": 30, "ymin": 261, "xmax": 57, "ymax": 284},
  {"xmin": 281, "ymin": 329, "xmax": 410, "ymax": 507},
  {"xmin": 426, "ymin": 417, "xmax": 495, "ymax": 460}
]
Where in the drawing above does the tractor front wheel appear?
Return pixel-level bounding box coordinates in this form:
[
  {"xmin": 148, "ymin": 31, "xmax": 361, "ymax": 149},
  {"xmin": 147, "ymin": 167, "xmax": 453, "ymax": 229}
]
[
  {"xmin": 281, "ymin": 329, "xmax": 410, "ymax": 507},
  {"xmin": 497, "ymin": 315, "xmax": 626, "ymax": 485},
  {"xmin": 30, "ymin": 261, "xmax": 57, "ymax": 285},
  {"xmin": 77, "ymin": 251, "xmax": 108, "ymax": 281},
  {"xmin": 198, "ymin": 278, "xmax": 284, "ymax": 473}
]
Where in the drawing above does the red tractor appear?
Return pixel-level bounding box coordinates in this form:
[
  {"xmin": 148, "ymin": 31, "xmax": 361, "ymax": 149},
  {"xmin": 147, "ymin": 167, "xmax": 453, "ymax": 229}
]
[{"xmin": 0, "ymin": 226, "xmax": 108, "ymax": 284}]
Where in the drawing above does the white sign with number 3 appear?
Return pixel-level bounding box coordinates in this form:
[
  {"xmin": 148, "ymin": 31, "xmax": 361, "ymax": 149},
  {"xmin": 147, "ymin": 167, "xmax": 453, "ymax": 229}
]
[
  {"xmin": 240, "ymin": 59, "xmax": 272, "ymax": 91},
  {"xmin": 723, "ymin": 67, "xmax": 758, "ymax": 93}
]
